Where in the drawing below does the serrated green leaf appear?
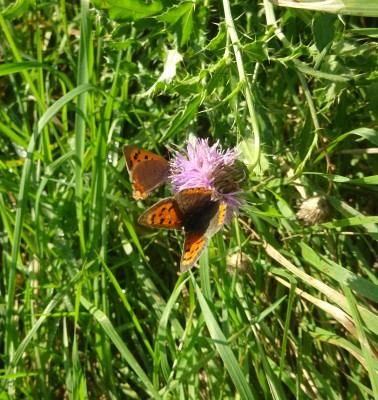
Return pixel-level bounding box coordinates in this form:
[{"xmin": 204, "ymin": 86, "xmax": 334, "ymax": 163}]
[
  {"xmin": 206, "ymin": 22, "xmax": 227, "ymax": 51},
  {"xmin": 156, "ymin": 2, "xmax": 195, "ymax": 47},
  {"xmin": 289, "ymin": 59, "xmax": 352, "ymax": 81},
  {"xmin": 156, "ymin": 2, "xmax": 193, "ymax": 23},
  {"xmin": 244, "ymin": 41, "xmax": 269, "ymax": 63}
]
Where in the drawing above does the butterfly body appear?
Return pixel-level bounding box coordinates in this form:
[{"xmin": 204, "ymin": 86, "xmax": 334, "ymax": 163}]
[
  {"xmin": 138, "ymin": 188, "xmax": 227, "ymax": 271},
  {"xmin": 123, "ymin": 145, "xmax": 170, "ymax": 200}
]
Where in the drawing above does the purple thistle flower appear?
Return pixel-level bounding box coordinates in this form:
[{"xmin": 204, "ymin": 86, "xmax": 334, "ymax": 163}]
[{"xmin": 169, "ymin": 139, "xmax": 248, "ymax": 222}]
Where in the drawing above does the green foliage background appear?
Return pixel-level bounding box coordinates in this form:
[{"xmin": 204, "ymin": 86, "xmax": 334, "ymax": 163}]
[{"xmin": 0, "ymin": 0, "xmax": 377, "ymax": 398}]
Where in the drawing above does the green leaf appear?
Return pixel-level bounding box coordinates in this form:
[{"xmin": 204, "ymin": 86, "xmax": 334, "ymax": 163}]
[
  {"xmin": 269, "ymin": 0, "xmax": 378, "ymax": 16},
  {"xmin": 312, "ymin": 13, "xmax": 336, "ymax": 52},
  {"xmin": 289, "ymin": 59, "xmax": 352, "ymax": 82},
  {"xmin": 304, "ymin": 172, "xmax": 378, "ymax": 185},
  {"xmin": 80, "ymin": 296, "xmax": 163, "ymax": 399},
  {"xmin": 2, "ymin": 0, "xmax": 31, "ymax": 20},
  {"xmin": 335, "ymin": 127, "xmax": 378, "ymax": 147},
  {"xmin": 322, "ymin": 216, "xmax": 378, "ymax": 228},
  {"xmin": 104, "ymin": 0, "xmax": 163, "ymax": 21},
  {"xmin": 349, "ymin": 28, "xmax": 378, "ymax": 39},
  {"xmin": 306, "ymin": 325, "xmax": 378, "ymax": 377},
  {"xmin": 160, "ymin": 94, "xmax": 202, "ymax": 141},
  {"xmin": 195, "ymin": 281, "xmax": 257, "ymax": 400},
  {"xmin": 0, "ymin": 283, "xmax": 73, "ymax": 392},
  {"xmin": 206, "ymin": 22, "xmax": 227, "ymax": 51},
  {"xmin": 0, "ymin": 62, "xmax": 74, "ymax": 88},
  {"xmin": 301, "ymin": 243, "xmax": 378, "ymax": 304},
  {"xmin": 157, "ymin": 2, "xmax": 195, "ymax": 47},
  {"xmin": 344, "ymin": 288, "xmax": 378, "ymax": 396},
  {"xmin": 156, "ymin": 2, "xmax": 192, "ymax": 23},
  {"xmin": 244, "ymin": 41, "xmax": 270, "ymax": 63},
  {"xmin": 314, "ymin": 128, "xmax": 378, "ymax": 161},
  {"xmin": 326, "ymin": 196, "xmax": 378, "ymax": 240}
]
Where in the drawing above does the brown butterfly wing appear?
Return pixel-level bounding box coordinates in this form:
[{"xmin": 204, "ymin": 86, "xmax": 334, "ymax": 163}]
[
  {"xmin": 138, "ymin": 197, "xmax": 183, "ymax": 229},
  {"xmin": 123, "ymin": 145, "xmax": 170, "ymax": 199},
  {"xmin": 123, "ymin": 145, "xmax": 167, "ymax": 173},
  {"xmin": 132, "ymin": 159, "xmax": 170, "ymax": 200},
  {"xmin": 174, "ymin": 188, "xmax": 214, "ymax": 215}
]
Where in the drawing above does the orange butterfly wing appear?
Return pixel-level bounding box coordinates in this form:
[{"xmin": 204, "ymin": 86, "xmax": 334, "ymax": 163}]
[
  {"xmin": 137, "ymin": 187, "xmax": 228, "ymax": 272},
  {"xmin": 138, "ymin": 197, "xmax": 184, "ymax": 229},
  {"xmin": 205, "ymin": 202, "xmax": 227, "ymax": 238},
  {"xmin": 181, "ymin": 232, "xmax": 208, "ymax": 272},
  {"xmin": 123, "ymin": 145, "xmax": 170, "ymax": 200}
]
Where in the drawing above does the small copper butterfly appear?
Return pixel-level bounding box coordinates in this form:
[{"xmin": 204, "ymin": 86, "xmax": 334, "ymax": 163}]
[
  {"xmin": 123, "ymin": 145, "xmax": 170, "ymax": 200},
  {"xmin": 138, "ymin": 187, "xmax": 227, "ymax": 272}
]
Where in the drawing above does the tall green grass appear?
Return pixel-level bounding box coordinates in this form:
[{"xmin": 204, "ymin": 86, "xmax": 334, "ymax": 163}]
[{"xmin": 1, "ymin": 0, "xmax": 377, "ymax": 398}]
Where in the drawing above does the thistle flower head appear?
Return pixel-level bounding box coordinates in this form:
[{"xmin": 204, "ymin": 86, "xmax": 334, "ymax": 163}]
[{"xmin": 169, "ymin": 139, "xmax": 248, "ymax": 222}]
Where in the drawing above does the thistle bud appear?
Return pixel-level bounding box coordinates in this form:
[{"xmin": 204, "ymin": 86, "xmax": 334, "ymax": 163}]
[
  {"xmin": 297, "ymin": 197, "xmax": 332, "ymax": 225},
  {"xmin": 226, "ymin": 252, "xmax": 251, "ymax": 275}
]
